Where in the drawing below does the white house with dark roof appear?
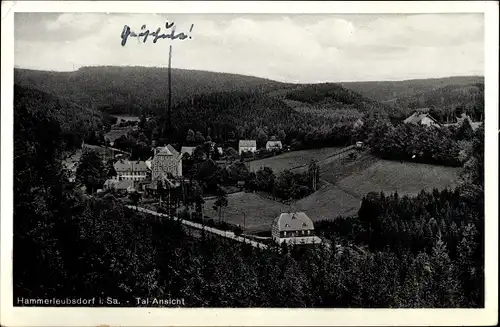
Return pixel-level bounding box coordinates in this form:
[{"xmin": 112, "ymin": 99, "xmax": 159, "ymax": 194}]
[
  {"xmin": 181, "ymin": 146, "xmax": 196, "ymax": 156},
  {"xmin": 266, "ymin": 140, "xmax": 283, "ymax": 151},
  {"xmin": 403, "ymin": 109, "xmax": 442, "ymax": 128},
  {"xmin": 113, "ymin": 160, "xmax": 149, "ymax": 181},
  {"xmin": 238, "ymin": 140, "xmax": 257, "ymax": 155},
  {"xmin": 271, "ymin": 212, "xmax": 322, "ymax": 245}
]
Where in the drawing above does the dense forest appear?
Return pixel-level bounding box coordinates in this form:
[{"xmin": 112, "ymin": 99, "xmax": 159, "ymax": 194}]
[
  {"xmin": 14, "ymin": 68, "xmax": 485, "ymax": 307},
  {"xmin": 340, "ymin": 75, "xmax": 484, "ymax": 103},
  {"xmin": 14, "ymin": 67, "xmax": 294, "ymax": 115}
]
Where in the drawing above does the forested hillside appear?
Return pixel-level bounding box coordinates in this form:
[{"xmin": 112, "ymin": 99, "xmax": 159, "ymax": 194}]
[
  {"xmin": 14, "ymin": 67, "xmax": 293, "ymax": 115},
  {"xmin": 141, "ymin": 91, "xmax": 358, "ymax": 150},
  {"xmin": 340, "ymin": 76, "xmax": 484, "ymax": 122},
  {"xmin": 281, "ymin": 82, "xmax": 397, "ymax": 117},
  {"xmin": 14, "ymin": 83, "xmax": 485, "ymax": 307},
  {"xmin": 340, "ymin": 76, "xmax": 484, "ymax": 103},
  {"xmin": 14, "ymin": 84, "xmax": 113, "ymax": 150}
]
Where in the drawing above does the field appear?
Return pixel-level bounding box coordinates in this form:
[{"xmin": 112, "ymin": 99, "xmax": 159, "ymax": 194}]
[
  {"xmin": 335, "ymin": 159, "xmax": 461, "ymax": 198},
  {"xmin": 248, "ymin": 146, "xmax": 344, "ymax": 173},
  {"xmin": 210, "ymin": 152, "xmax": 461, "ymax": 233},
  {"xmin": 292, "ymin": 183, "xmax": 361, "ymax": 221},
  {"xmin": 204, "ymin": 192, "xmax": 289, "ymax": 232},
  {"xmin": 104, "ymin": 127, "xmax": 134, "ymax": 143}
]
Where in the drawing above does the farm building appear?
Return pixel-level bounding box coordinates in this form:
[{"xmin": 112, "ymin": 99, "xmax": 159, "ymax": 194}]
[
  {"xmin": 403, "ymin": 110, "xmax": 442, "ymax": 128},
  {"xmin": 151, "ymin": 144, "xmax": 183, "ymax": 181},
  {"xmin": 103, "ymin": 179, "xmax": 136, "ymax": 193},
  {"xmin": 113, "ymin": 160, "xmax": 149, "ymax": 181},
  {"xmin": 266, "ymin": 140, "xmax": 283, "ymax": 151},
  {"xmin": 271, "ymin": 212, "xmax": 322, "ymax": 246},
  {"xmin": 238, "ymin": 140, "xmax": 257, "ymax": 155},
  {"xmin": 181, "ymin": 146, "xmax": 196, "ymax": 156}
]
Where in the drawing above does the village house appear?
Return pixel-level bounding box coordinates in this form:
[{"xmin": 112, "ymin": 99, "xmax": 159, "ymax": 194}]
[
  {"xmin": 113, "ymin": 160, "xmax": 149, "ymax": 181},
  {"xmin": 180, "ymin": 146, "xmax": 196, "ymax": 156},
  {"xmin": 271, "ymin": 212, "xmax": 322, "ymax": 246},
  {"xmin": 151, "ymin": 144, "xmax": 183, "ymax": 181},
  {"xmin": 443, "ymin": 112, "xmax": 483, "ymax": 131},
  {"xmin": 238, "ymin": 140, "xmax": 257, "ymax": 155},
  {"xmin": 103, "ymin": 179, "xmax": 136, "ymax": 194},
  {"xmin": 266, "ymin": 140, "xmax": 283, "ymax": 151},
  {"xmin": 403, "ymin": 109, "xmax": 442, "ymax": 128}
]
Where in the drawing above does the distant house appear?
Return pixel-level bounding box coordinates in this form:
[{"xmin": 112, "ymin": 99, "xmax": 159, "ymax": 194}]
[
  {"xmin": 181, "ymin": 146, "xmax": 196, "ymax": 156},
  {"xmin": 104, "ymin": 179, "xmax": 135, "ymax": 193},
  {"xmin": 403, "ymin": 110, "xmax": 441, "ymax": 128},
  {"xmin": 443, "ymin": 113, "xmax": 482, "ymax": 131},
  {"xmin": 272, "ymin": 212, "xmax": 322, "ymax": 246},
  {"xmin": 238, "ymin": 140, "xmax": 257, "ymax": 155},
  {"xmin": 113, "ymin": 160, "xmax": 149, "ymax": 181},
  {"xmin": 353, "ymin": 118, "xmax": 364, "ymax": 129},
  {"xmin": 151, "ymin": 144, "xmax": 183, "ymax": 181},
  {"xmin": 266, "ymin": 140, "xmax": 283, "ymax": 151}
]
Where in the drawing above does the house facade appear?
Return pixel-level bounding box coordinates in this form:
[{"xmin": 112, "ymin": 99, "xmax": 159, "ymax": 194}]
[
  {"xmin": 266, "ymin": 140, "xmax": 283, "ymax": 151},
  {"xmin": 403, "ymin": 110, "xmax": 441, "ymax": 128},
  {"xmin": 238, "ymin": 140, "xmax": 257, "ymax": 155},
  {"xmin": 151, "ymin": 144, "xmax": 183, "ymax": 181},
  {"xmin": 271, "ymin": 212, "xmax": 322, "ymax": 245},
  {"xmin": 113, "ymin": 160, "xmax": 149, "ymax": 181},
  {"xmin": 181, "ymin": 146, "xmax": 196, "ymax": 156}
]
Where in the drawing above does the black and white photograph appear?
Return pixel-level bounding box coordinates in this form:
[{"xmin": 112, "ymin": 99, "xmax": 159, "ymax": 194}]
[{"xmin": 1, "ymin": 1, "xmax": 498, "ymax": 326}]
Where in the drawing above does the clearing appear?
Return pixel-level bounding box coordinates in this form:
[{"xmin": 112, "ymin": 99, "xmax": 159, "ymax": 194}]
[
  {"xmin": 204, "ymin": 192, "xmax": 289, "ymax": 233},
  {"xmin": 248, "ymin": 146, "xmax": 345, "ymax": 173},
  {"xmin": 335, "ymin": 159, "xmax": 461, "ymax": 198}
]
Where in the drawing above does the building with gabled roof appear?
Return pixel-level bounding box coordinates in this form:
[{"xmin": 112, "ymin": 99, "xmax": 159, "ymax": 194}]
[
  {"xmin": 181, "ymin": 146, "xmax": 196, "ymax": 156},
  {"xmin": 271, "ymin": 212, "xmax": 322, "ymax": 246},
  {"xmin": 266, "ymin": 140, "xmax": 283, "ymax": 151},
  {"xmin": 238, "ymin": 140, "xmax": 257, "ymax": 155},
  {"xmin": 403, "ymin": 109, "xmax": 441, "ymax": 128},
  {"xmin": 113, "ymin": 160, "xmax": 149, "ymax": 181},
  {"xmin": 151, "ymin": 144, "xmax": 182, "ymax": 180}
]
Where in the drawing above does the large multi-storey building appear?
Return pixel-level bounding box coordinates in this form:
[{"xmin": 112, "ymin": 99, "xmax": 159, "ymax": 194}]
[
  {"xmin": 150, "ymin": 144, "xmax": 183, "ymax": 181},
  {"xmin": 113, "ymin": 160, "xmax": 149, "ymax": 181}
]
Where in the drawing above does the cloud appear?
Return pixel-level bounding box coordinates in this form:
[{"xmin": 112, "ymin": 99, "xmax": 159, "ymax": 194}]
[{"xmin": 14, "ymin": 13, "xmax": 484, "ymax": 82}]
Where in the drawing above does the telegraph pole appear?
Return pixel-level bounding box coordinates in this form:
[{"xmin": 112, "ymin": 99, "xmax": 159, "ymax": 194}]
[{"xmin": 167, "ymin": 45, "xmax": 172, "ymax": 135}]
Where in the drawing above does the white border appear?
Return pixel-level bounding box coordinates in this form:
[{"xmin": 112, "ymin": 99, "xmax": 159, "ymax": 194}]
[{"xmin": 1, "ymin": 1, "xmax": 498, "ymax": 326}]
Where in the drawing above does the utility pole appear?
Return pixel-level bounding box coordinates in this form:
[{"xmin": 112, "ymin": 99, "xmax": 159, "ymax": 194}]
[{"xmin": 167, "ymin": 44, "xmax": 172, "ymax": 136}]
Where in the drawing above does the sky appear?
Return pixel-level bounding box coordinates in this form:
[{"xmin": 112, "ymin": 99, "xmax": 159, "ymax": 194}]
[{"xmin": 14, "ymin": 13, "xmax": 484, "ymax": 83}]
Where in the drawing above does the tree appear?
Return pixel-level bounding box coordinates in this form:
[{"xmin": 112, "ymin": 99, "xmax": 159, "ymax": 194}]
[
  {"xmin": 225, "ymin": 147, "xmax": 239, "ymax": 160},
  {"xmin": 129, "ymin": 191, "xmax": 142, "ymax": 210},
  {"xmin": 105, "ymin": 159, "xmax": 117, "ymax": 179},
  {"xmin": 213, "ymin": 189, "xmax": 228, "ymax": 222},
  {"xmin": 254, "ymin": 167, "xmax": 275, "ymax": 192},
  {"xmin": 195, "ymin": 131, "xmax": 206, "ymax": 145},
  {"xmin": 76, "ymin": 149, "xmax": 107, "ymax": 194},
  {"xmin": 186, "ymin": 129, "xmax": 196, "ymax": 145},
  {"xmin": 455, "ymin": 118, "xmax": 474, "ymax": 141},
  {"xmin": 227, "ymin": 161, "xmax": 250, "ymax": 183}
]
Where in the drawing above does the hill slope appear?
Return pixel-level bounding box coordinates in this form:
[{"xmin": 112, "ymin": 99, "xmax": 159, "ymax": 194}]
[
  {"xmin": 340, "ymin": 76, "xmax": 484, "ymax": 103},
  {"xmin": 14, "ymin": 84, "xmax": 107, "ymax": 150},
  {"xmin": 14, "ymin": 67, "xmax": 292, "ymax": 116}
]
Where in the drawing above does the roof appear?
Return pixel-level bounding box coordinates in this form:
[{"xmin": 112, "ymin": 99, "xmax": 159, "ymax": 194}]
[
  {"xmin": 273, "ymin": 212, "xmax": 315, "ymax": 232},
  {"xmin": 266, "ymin": 140, "xmax": 282, "ymax": 147},
  {"xmin": 155, "ymin": 144, "xmax": 181, "ymax": 157},
  {"xmin": 104, "ymin": 179, "xmax": 135, "ymax": 190},
  {"xmin": 113, "ymin": 160, "xmax": 149, "ymax": 172},
  {"xmin": 403, "ymin": 111, "xmax": 441, "ymax": 126},
  {"xmin": 181, "ymin": 146, "xmax": 196, "ymax": 155},
  {"xmin": 239, "ymin": 140, "xmax": 257, "ymax": 148}
]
